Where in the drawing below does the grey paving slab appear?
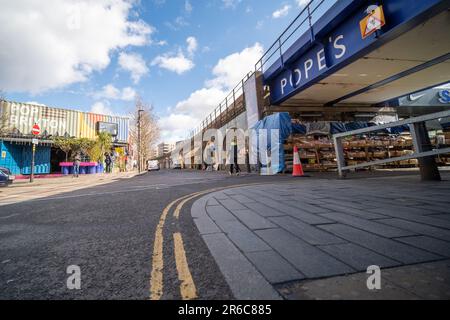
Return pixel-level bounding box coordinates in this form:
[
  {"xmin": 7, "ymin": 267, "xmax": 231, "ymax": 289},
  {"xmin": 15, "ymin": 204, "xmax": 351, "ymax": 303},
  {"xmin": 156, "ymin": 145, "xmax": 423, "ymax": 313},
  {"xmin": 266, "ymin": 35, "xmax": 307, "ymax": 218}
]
[
  {"xmin": 191, "ymin": 195, "xmax": 211, "ymax": 218},
  {"xmin": 413, "ymin": 203, "xmax": 450, "ymax": 215},
  {"xmin": 255, "ymin": 228, "xmax": 354, "ymax": 278},
  {"xmin": 317, "ymin": 198, "xmax": 378, "ymax": 210},
  {"xmin": 206, "ymin": 205, "xmax": 238, "ymax": 222},
  {"xmin": 315, "ymin": 204, "xmax": 387, "ymax": 220},
  {"xmin": 213, "ymin": 219, "xmax": 248, "ymax": 234},
  {"xmin": 369, "ymin": 204, "xmax": 445, "ymax": 217},
  {"xmin": 226, "ymin": 228, "xmax": 272, "ymax": 253},
  {"xmin": 246, "ymin": 250, "xmax": 305, "ymax": 284},
  {"xmin": 207, "ymin": 198, "xmax": 220, "ymax": 206},
  {"xmin": 319, "ymin": 224, "xmax": 441, "ymax": 264},
  {"xmin": 230, "ymin": 194, "xmax": 257, "ymax": 204},
  {"xmin": 212, "ymin": 191, "xmax": 231, "ymax": 200},
  {"xmin": 202, "ymin": 233, "xmax": 281, "ymax": 300},
  {"xmin": 377, "ymin": 218, "xmax": 450, "ymax": 242},
  {"xmin": 427, "ymin": 214, "xmax": 450, "ymax": 222},
  {"xmin": 246, "ymin": 198, "xmax": 333, "ymax": 225},
  {"xmin": 368, "ymin": 208, "xmax": 450, "ymax": 230},
  {"xmin": 282, "ymin": 200, "xmax": 332, "ymax": 214},
  {"xmin": 231, "ymin": 209, "xmax": 277, "ymax": 230},
  {"xmin": 395, "ymin": 236, "xmax": 450, "ymax": 258},
  {"xmin": 245, "ymin": 189, "xmax": 287, "ymax": 201},
  {"xmin": 269, "ymin": 216, "xmax": 345, "ymax": 245},
  {"xmin": 219, "ymin": 198, "xmax": 250, "ymax": 211},
  {"xmin": 193, "ymin": 216, "xmax": 221, "ymax": 235},
  {"xmin": 318, "ymin": 243, "xmax": 401, "ymax": 271},
  {"xmin": 320, "ymin": 212, "xmax": 416, "ymax": 238},
  {"xmin": 243, "ymin": 202, "xmax": 286, "ymax": 217}
]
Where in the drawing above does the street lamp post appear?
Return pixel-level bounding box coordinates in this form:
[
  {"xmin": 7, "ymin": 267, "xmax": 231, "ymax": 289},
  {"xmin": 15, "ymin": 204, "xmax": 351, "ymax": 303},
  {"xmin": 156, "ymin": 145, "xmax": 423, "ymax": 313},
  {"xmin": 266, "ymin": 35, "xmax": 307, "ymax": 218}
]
[{"xmin": 137, "ymin": 109, "xmax": 144, "ymax": 173}]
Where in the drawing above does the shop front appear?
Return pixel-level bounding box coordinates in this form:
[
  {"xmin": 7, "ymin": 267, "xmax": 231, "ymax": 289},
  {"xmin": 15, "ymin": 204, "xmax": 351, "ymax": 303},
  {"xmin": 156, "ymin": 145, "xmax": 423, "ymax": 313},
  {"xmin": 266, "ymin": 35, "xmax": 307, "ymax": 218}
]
[{"xmin": 0, "ymin": 100, "xmax": 130, "ymax": 175}]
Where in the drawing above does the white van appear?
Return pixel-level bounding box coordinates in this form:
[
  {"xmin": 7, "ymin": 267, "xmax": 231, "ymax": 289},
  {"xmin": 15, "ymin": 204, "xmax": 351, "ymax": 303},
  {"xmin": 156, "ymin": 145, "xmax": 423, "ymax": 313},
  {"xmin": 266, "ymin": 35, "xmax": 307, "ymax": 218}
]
[{"xmin": 147, "ymin": 160, "xmax": 160, "ymax": 171}]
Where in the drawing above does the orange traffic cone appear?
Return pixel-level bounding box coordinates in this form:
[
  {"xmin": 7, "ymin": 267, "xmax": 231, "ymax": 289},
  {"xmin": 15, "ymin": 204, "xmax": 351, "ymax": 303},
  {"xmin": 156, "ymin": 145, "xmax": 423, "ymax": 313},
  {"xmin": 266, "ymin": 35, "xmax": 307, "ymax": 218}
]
[{"xmin": 293, "ymin": 146, "xmax": 307, "ymax": 177}]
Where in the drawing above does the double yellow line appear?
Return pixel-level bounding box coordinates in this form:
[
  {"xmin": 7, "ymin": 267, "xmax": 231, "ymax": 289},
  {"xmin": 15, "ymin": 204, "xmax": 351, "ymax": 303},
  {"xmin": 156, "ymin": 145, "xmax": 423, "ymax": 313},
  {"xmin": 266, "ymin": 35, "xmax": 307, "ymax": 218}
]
[
  {"xmin": 149, "ymin": 183, "xmax": 261, "ymax": 300},
  {"xmin": 149, "ymin": 189, "xmax": 218, "ymax": 300}
]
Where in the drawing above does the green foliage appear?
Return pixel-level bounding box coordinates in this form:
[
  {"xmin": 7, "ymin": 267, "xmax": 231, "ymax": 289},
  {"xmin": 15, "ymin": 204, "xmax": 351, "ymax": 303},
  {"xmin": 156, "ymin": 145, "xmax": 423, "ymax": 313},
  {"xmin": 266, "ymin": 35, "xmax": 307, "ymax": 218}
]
[
  {"xmin": 52, "ymin": 136, "xmax": 76, "ymax": 162},
  {"xmin": 53, "ymin": 132, "xmax": 112, "ymax": 163},
  {"xmin": 87, "ymin": 143, "xmax": 103, "ymax": 162}
]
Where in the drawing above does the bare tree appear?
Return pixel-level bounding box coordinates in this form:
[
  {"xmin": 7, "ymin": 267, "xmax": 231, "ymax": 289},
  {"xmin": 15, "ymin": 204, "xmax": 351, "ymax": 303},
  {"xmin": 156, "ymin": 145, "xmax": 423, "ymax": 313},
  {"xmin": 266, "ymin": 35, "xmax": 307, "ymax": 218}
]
[{"xmin": 129, "ymin": 96, "xmax": 160, "ymax": 171}]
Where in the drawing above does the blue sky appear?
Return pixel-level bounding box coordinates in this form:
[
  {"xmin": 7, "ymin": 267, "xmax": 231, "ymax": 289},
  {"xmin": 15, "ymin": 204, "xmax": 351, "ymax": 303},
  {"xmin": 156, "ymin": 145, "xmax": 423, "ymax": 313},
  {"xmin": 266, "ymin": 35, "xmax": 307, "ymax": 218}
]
[{"xmin": 0, "ymin": 0, "xmax": 333, "ymax": 142}]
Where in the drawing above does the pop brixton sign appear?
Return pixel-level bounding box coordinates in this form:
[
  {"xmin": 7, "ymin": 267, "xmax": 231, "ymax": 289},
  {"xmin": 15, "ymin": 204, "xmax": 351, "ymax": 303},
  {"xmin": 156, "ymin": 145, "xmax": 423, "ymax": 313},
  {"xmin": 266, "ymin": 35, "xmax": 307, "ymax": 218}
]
[
  {"xmin": 9, "ymin": 104, "xmax": 67, "ymax": 132},
  {"xmin": 265, "ymin": 0, "xmax": 443, "ymax": 104}
]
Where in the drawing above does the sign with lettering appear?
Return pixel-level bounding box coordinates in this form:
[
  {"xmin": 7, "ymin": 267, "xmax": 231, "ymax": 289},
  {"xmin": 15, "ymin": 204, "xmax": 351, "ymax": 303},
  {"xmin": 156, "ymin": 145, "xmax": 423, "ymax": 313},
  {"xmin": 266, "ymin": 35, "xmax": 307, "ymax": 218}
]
[{"xmin": 360, "ymin": 6, "xmax": 386, "ymax": 39}]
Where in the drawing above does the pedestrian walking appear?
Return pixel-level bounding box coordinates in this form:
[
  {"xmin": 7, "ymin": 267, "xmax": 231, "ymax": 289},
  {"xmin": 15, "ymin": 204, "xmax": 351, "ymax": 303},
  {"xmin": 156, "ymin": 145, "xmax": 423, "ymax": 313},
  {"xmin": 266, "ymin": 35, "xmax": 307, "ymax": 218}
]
[
  {"xmin": 105, "ymin": 153, "xmax": 112, "ymax": 174},
  {"xmin": 228, "ymin": 137, "xmax": 241, "ymax": 176},
  {"xmin": 205, "ymin": 137, "xmax": 216, "ymax": 171},
  {"xmin": 73, "ymin": 152, "xmax": 81, "ymax": 178}
]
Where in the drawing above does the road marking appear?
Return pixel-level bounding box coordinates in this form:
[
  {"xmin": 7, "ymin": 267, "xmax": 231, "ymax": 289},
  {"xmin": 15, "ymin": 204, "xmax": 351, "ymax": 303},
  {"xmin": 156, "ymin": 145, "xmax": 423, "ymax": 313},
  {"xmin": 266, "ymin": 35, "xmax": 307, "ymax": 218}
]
[
  {"xmin": 149, "ymin": 193, "xmax": 194, "ymax": 300},
  {"xmin": 150, "ymin": 183, "xmax": 264, "ymax": 300},
  {"xmin": 173, "ymin": 189, "xmax": 219, "ymax": 219},
  {"xmin": 173, "ymin": 232, "xmax": 197, "ymax": 300}
]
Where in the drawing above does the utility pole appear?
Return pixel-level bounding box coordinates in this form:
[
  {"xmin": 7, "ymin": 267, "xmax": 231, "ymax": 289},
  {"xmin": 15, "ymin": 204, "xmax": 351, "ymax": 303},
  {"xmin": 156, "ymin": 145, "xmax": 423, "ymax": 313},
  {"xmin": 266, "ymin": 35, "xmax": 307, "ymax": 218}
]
[{"xmin": 137, "ymin": 108, "xmax": 144, "ymax": 173}]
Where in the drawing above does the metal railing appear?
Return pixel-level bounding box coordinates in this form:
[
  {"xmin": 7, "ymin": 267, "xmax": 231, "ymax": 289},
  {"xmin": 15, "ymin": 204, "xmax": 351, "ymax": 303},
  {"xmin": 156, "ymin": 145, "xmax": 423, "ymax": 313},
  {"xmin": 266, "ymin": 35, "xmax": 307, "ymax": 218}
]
[
  {"xmin": 187, "ymin": 0, "xmax": 332, "ymax": 140},
  {"xmin": 187, "ymin": 72, "xmax": 253, "ymax": 139},
  {"xmin": 333, "ymin": 110, "xmax": 450, "ymax": 178},
  {"xmin": 254, "ymin": 0, "xmax": 332, "ymax": 74}
]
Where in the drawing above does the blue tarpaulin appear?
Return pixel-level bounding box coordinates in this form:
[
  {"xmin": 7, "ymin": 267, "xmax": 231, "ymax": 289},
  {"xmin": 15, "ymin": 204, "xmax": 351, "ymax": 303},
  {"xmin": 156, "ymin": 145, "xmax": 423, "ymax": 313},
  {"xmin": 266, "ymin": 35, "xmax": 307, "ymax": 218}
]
[{"xmin": 252, "ymin": 112, "xmax": 292, "ymax": 174}]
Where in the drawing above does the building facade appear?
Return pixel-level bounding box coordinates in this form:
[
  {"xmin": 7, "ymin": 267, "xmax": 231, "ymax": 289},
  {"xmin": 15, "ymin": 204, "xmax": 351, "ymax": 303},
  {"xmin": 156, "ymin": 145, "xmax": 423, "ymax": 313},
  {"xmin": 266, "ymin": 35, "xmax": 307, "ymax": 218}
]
[{"xmin": 0, "ymin": 100, "xmax": 130, "ymax": 175}]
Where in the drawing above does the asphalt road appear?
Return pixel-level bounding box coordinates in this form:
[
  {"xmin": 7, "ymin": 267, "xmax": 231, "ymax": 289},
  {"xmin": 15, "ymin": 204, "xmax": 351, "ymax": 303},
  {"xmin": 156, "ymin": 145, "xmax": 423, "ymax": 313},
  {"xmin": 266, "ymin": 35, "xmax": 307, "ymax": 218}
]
[{"xmin": 0, "ymin": 170, "xmax": 292, "ymax": 300}]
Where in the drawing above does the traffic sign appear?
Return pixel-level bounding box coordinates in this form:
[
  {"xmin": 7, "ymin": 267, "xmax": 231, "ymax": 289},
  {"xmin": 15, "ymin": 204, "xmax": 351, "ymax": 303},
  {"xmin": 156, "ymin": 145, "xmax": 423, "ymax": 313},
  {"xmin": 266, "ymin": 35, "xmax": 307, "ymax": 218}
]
[
  {"xmin": 32, "ymin": 138, "xmax": 39, "ymax": 145},
  {"xmin": 360, "ymin": 6, "xmax": 385, "ymax": 39},
  {"xmin": 31, "ymin": 124, "xmax": 41, "ymax": 136}
]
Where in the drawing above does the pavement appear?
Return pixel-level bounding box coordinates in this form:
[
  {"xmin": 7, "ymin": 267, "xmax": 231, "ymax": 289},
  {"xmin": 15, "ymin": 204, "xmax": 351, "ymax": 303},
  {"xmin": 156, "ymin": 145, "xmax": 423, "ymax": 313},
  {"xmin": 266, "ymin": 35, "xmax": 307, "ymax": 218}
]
[
  {"xmin": 191, "ymin": 174, "xmax": 450, "ymax": 300},
  {"xmin": 1, "ymin": 169, "xmax": 449, "ymax": 300},
  {"xmin": 0, "ymin": 171, "xmax": 144, "ymax": 206}
]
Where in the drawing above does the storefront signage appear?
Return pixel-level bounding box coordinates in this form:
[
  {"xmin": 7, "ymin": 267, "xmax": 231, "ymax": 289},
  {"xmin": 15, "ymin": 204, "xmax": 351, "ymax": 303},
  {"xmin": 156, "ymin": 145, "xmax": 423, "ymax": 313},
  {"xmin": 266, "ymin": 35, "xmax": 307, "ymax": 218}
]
[
  {"xmin": 96, "ymin": 122, "xmax": 118, "ymax": 136},
  {"xmin": 9, "ymin": 104, "xmax": 67, "ymax": 132},
  {"xmin": 360, "ymin": 6, "xmax": 385, "ymax": 39},
  {"xmin": 438, "ymin": 90, "xmax": 450, "ymax": 104},
  {"xmin": 266, "ymin": 0, "xmax": 442, "ymax": 104}
]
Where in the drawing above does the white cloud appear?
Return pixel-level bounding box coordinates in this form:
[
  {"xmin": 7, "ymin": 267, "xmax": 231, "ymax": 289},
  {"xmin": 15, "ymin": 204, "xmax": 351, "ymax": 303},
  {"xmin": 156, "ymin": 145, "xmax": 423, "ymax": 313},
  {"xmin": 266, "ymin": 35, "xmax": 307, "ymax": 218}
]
[
  {"xmin": 151, "ymin": 51, "xmax": 194, "ymax": 74},
  {"xmin": 165, "ymin": 16, "xmax": 189, "ymax": 30},
  {"xmin": 185, "ymin": 0, "xmax": 193, "ymax": 14},
  {"xmin": 26, "ymin": 101, "xmax": 47, "ymax": 107},
  {"xmin": 94, "ymin": 84, "xmax": 136, "ymax": 101},
  {"xmin": 186, "ymin": 36, "xmax": 198, "ymax": 56},
  {"xmin": 159, "ymin": 43, "xmax": 264, "ymax": 142},
  {"xmin": 0, "ymin": 0, "xmax": 153, "ymax": 93},
  {"xmin": 206, "ymin": 43, "xmax": 264, "ymax": 91},
  {"xmin": 222, "ymin": 0, "xmax": 242, "ymax": 9},
  {"xmin": 272, "ymin": 5, "xmax": 291, "ymax": 19},
  {"xmin": 91, "ymin": 101, "xmax": 114, "ymax": 116},
  {"xmin": 121, "ymin": 87, "xmax": 137, "ymax": 101},
  {"xmin": 118, "ymin": 52, "xmax": 149, "ymax": 84},
  {"xmin": 296, "ymin": 0, "xmax": 310, "ymax": 8}
]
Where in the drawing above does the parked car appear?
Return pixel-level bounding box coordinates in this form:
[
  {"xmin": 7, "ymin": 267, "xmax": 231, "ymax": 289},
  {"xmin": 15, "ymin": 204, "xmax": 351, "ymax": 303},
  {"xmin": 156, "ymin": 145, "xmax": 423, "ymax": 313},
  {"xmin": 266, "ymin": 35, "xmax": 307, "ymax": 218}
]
[
  {"xmin": 0, "ymin": 167, "xmax": 15, "ymax": 186},
  {"xmin": 147, "ymin": 160, "xmax": 160, "ymax": 171},
  {"xmin": 172, "ymin": 161, "xmax": 182, "ymax": 170}
]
